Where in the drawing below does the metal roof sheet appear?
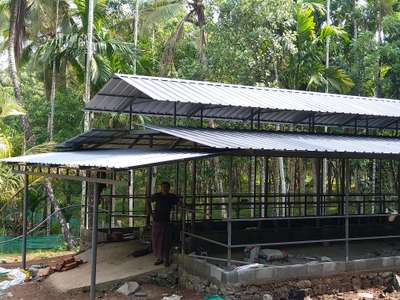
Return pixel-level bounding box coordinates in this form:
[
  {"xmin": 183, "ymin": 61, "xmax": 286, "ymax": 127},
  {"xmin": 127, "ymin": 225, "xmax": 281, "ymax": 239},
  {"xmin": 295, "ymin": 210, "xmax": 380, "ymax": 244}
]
[
  {"xmin": 85, "ymin": 74, "xmax": 400, "ymax": 129},
  {"xmin": 1, "ymin": 148, "xmax": 213, "ymax": 169},
  {"xmin": 146, "ymin": 125, "xmax": 400, "ymax": 158}
]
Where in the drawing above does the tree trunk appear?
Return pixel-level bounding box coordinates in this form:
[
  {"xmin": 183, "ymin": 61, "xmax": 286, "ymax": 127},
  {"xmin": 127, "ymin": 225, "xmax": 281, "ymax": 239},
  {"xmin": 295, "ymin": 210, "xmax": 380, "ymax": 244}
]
[
  {"xmin": 260, "ymin": 157, "xmax": 266, "ymax": 218},
  {"xmin": 278, "ymin": 157, "xmax": 286, "ymax": 216},
  {"xmin": 133, "ymin": 0, "xmax": 139, "ymax": 74},
  {"xmin": 249, "ymin": 156, "xmax": 256, "ymax": 217},
  {"xmin": 194, "ymin": 0, "xmax": 206, "ymax": 65},
  {"xmin": 312, "ymin": 158, "xmax": 319, "ymax": 215},
  {"xmin": 9, "ymin": 0, "xmax": 75, "ymax": 249},
  {"xmin": 209, "ymin": 120, "xmax": 227, "ymax": 218},
  {"xmin": 299, "ymin": 158, "xmax": 306, "ymax": 215},
  {"xmin": 355, "ymin": 164, "xmax": 362, "ymax": 214},
  {"xmin": 276, "ymin": 125, "xmax": 286, "ymax": 217},
  {"xmin": 8, "ymin": 0, "xmax": 35, "ymax": 149},
  {"xmin": 48, "ymin": 0, "xmax": 59, "ymax": 142},
  {"xmin": 81, "ymin": 0, "xmax": 95, "ymax": 239},
  {"xmin": 44, "ymin": 180, "xmax": 76, "ymax": 249}
]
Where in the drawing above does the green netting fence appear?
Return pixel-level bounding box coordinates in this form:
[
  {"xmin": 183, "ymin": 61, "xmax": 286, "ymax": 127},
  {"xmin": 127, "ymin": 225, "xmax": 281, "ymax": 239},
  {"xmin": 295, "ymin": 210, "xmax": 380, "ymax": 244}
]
[{"xmin": 0, "ymin": 235, "xmax": 65, "ymax": 253}]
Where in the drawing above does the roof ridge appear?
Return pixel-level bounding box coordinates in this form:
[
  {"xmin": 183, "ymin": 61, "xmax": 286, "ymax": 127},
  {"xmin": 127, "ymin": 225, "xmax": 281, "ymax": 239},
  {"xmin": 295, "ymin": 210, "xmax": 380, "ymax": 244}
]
[{"xmin": 115, "ymin": 74, "xmax": 400, "ymax": 104}]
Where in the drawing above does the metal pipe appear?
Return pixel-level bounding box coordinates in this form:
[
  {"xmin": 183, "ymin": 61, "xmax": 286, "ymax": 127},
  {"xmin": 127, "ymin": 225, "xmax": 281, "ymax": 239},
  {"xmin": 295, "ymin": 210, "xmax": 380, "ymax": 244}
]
[
  {"xmin": 227, "ymin": 156, "xmax": 233, "ymax": 267},
  {"xmin": 90, "ymin": 183, "xmax": 99, "ymax": 300},
  {"xmin": 21, "ymin": 174, "xmax": 28, "ymax": 270},
  {"xmin": 230, "ymin": 234, "xmax": 400, "ymax": 249},
  {"xmin": 173, "ymin": 102, "xmax": 177, "ymax": 126},
  {"xmin": 253, "ymin": 156, "xmax": 257, "ymax": 217},
  {"xmin": 344, "ymin": 159, "xmax": 350, "ymax": 263},
  {"xmin": 200, "ymin": 107, "xmax": 204, "ymax": 128},
  {"xmin": 191, "ymin": 161, "xmax": 197, "ymax": 230},
  {"xmin": 129, "ymin": 102, "xmax": 133, "ymax": 130},
  {"xmin": 189, "ymin": 254, "xmax": 248, "ymax": 265},
  {"xmin": 181, "ymin": 162, "xmax": 187, "ymax": 255},
  {"xmin": 264, "ymin": 156, "xmax": 269, "ymax": 217},
  {"xmin": 184, "ymin": 231, "xmax": 227, "ymax": 248}
]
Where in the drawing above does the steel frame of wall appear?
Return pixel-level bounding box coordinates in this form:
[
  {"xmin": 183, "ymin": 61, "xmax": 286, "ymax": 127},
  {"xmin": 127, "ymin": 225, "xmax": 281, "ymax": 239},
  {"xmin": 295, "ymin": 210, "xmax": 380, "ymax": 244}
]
[{"xmin": 11, "ymin": 152, "xmax": 400, "ymax": 300}]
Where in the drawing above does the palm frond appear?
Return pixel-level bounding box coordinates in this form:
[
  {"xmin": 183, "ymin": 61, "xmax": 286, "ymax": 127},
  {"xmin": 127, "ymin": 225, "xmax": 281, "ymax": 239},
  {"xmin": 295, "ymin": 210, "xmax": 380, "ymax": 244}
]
[{"xmin": 140, "ymin": 1, "xmax": 183, "ymax": 36}]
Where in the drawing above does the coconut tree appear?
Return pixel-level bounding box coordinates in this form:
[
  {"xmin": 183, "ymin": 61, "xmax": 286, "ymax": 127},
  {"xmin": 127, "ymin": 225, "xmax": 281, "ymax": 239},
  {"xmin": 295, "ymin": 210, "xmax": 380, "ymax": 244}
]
[{"xmin": 7, "ymin": 0, "xmax": 77, "ymax": 249}]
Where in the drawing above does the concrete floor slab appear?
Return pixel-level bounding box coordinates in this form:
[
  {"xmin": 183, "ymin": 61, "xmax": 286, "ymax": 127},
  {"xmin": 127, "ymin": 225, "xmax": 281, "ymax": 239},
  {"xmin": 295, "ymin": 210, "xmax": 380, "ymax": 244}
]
[{"xmin": 44, "ymin": 240, "xmax": 164, "ymax": 293}]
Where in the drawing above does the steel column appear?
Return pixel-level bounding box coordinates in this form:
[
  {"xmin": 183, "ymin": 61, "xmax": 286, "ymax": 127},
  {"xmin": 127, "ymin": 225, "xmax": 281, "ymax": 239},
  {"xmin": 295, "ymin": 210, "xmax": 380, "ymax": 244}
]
[
  {"xmin": 227, "ymin": 156, "xmax": 233, "ymax": 267},
  {"xmin": 146, "ymin": 167, "xmax": 153, "ymax": 226},
  {"xmin": 264, "ymin": 157, "xmax": 269, "ymax": 217},
  {"xmin": 253, "ymin": 157, "xmax": 257, "ymax": 217},
  {"xmin": 21, "ymin": 173, "xmax": 28, "ymax": 270},
  {"xmin": 128, "ymin": 170, "xmax": 134, "ymax": 227},
  {"xmin": 397, "ymin": 161, "xmax": 400, "ymax": 213},
  {"xmin": 173, "ymin": 102, "xmax": 177, "ymax": 126},
  {"xmin": 129, "ymin": 102, "xmax": 133, "ymax": 130},
  {"xmin": 191, "ymin": 161, "xmax": 197, "ymax": 228},
  {"xmin": 181, "ymin": 162, "xmax": 188, "ymax": 255},
  {"xmin": 343, "ymin": 159, "xmax": 350, "ymax": 263},
  {"xmin": 90, "ymin": 183, "xmax": 99, "ymax": 300},
  {"xmin": 175, "ymin": 162, "xmax": 179, "ymax": 221}
]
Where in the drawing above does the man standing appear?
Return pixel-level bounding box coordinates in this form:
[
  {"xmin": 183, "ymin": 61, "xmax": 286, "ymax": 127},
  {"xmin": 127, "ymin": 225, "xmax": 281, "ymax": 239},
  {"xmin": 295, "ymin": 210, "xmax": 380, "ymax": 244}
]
[{"xmin": 149, "ymin": 181, "xmax": 179, "ymax": 267}]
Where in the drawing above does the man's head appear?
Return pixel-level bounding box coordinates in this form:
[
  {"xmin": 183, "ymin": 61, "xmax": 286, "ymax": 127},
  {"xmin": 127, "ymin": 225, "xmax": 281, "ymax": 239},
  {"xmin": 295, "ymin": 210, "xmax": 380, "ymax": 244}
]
[{"xmin": 161, "ymin": 181, "xmax": 170, "ymax": 194}]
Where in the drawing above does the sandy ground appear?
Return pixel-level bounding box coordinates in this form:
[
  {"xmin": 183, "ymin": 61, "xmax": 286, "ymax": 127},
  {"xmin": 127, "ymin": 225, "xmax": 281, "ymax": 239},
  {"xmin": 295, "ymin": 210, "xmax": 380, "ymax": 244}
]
[{"xmin": 0, "ymin": 250, "xmax": 75, "ymax": 265}]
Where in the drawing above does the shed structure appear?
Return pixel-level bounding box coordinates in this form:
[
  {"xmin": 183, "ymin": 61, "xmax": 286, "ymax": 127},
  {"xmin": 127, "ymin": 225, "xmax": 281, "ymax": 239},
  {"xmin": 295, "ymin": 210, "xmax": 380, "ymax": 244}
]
[{"xmin": 3, "ymin": 75, "xmax": 400, "ymax": 299}]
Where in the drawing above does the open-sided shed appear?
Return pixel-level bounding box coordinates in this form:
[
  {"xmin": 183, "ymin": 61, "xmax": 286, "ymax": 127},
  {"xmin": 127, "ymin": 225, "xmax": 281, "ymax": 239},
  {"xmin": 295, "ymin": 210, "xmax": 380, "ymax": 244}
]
[{"xmin": 3, "ymin": 75, "xmax": 400, "ymax": 299}]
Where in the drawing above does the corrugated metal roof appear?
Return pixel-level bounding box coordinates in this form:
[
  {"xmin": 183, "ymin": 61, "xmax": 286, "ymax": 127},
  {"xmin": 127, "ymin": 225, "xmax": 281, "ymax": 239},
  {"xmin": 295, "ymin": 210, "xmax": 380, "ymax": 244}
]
[
  {"xmin": 85, "ymin": 74, "xmax": 400, "ymax": 129},
  {"xmin": 1, "ymin": 148, "xmax": 213, "ymax": 169},
  {"xmin": 57, "ymin": 128, "xmax": 166, "ymax": 150},
  {"xmin": 146, "ymin": 125, "xmax": 400, "ymax": 158}
]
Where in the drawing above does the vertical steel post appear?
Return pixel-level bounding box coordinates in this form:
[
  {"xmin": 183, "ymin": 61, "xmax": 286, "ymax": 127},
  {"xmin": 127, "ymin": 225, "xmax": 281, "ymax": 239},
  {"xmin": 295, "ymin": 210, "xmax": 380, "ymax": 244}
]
[
  {"xmin": 90, "ymin": 183, "xmax": 99, "ymax": 300},
  {"xmin": 397, "ymin": 161, "xmax": 400, "ymax": 213},
  {"xmin": 200, "ymin": 107, "xmax": 204, "ymax": 128},
  {"xmin": 227, "ymin": 156, "xmax": 233, "ymax": 267},
  {"xmin": 250, "ymin": 108, "xmax": 254, "ymax": 129},
  {"xmin": 175, "ymin": 162, "xmax": 179, "ymax": 221},
  {"xmin": 191, "ymin": 161, "xmax": 197, "ymax": 229},
  {"xmin": 181, "ymin": 162, "xmax": 187, "ymax": 255},
  {"xmin": 342, "ymin": 159, "xmax": 350, "ymax": 263},
  {"xmin": 379, "ymin": 159, "xmax": 383, "ymax": 213},
  {"xmin": 253, "ymin": 156, "xmax": 257, "ymax": 217},
  {"xmin": 129, "ymin": 102, "xmax": 133, "ymax": 131},
  {"xmin": 146, "ymin": 167, "xmax": 153, "ymax": 227},
  {"xmin": 21, "ymin": 173, "xmax": 28, "ymax": 270},
  {"xmin": 264, "ymin": 157, "xmax": 269, "ymax": 217},
  {"xmin": 128, "ymin": 170, "xmax": 135, "ymax": 227},
  {"xmin": 173, "ymin": 102, "xmax": 177, "ymax": 126}
]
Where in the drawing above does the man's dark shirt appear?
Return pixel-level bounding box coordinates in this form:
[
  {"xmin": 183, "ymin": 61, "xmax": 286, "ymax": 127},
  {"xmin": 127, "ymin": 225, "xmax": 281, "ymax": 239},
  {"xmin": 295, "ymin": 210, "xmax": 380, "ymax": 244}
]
[{"xmin": 151, "ymin": 192, "xmax": 179, "ymax": 223}]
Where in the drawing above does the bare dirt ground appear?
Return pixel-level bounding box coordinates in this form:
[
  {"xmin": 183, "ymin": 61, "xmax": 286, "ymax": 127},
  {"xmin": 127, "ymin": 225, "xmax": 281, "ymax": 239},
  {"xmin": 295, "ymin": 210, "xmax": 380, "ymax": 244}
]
[
  {"xmin": 3, "ymin": 281, "xmax": 202, "ymax": 300},
  {"xmin": 318, "ymin": 289, "xmax": 400, "ymax": 299},
  {"xmin": 0, "ymin": 251, "xmax": 203, "ymax": 300}
]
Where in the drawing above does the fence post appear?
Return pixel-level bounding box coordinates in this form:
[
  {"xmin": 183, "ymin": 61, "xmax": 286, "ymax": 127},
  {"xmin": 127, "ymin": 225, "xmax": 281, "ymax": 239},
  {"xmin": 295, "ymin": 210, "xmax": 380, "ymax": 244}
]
[
  {"xmin": 90, "ymin": 183, "xmax": 99, "ymax": 300},
  {"xmin": 21, "ymin": 173, "xmax": 28, "ymax": 270},
  {"xmin": 227, "ymin": 156, "xmax": 233, "ymax": 267}
]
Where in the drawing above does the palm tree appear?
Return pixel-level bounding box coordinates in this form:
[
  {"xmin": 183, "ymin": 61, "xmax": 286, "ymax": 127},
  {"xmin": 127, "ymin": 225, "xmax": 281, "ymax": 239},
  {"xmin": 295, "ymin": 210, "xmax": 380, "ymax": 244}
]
[
  {"xmin": 130, "ymin": 0, "xmax": 205, "ymax": 76},
  {"xmin": 7, "ymin": 0, "xmax": 77, "ymax": 249},
  {"xmin": 31, "ymin": 0, "xmax": 136, "ymax": 91},
  {"xmin": 0, "ymin": 89, "xmax": 25, "ymax": 158},
  {"xmin": 159, "ymin": 0, "xmax": 206, "ymax": 75},
  {"xmin": 8, "ymin": 0, "xmax": 35, "ymax": 149}
]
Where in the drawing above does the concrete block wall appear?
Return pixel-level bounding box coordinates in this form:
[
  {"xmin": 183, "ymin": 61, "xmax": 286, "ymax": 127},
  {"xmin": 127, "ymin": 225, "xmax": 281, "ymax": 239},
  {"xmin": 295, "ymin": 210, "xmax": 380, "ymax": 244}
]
[{"xmin": 179, "ymin": 255, "xmax": 400, "ymax": 287}]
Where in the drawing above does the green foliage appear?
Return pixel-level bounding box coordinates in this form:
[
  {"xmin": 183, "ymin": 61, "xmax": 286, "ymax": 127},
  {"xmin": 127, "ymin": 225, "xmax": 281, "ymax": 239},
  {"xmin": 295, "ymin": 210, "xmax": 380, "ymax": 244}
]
[{"xmin": 1, "ymin": 0, "xmax": 400, "ymax": 236}]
